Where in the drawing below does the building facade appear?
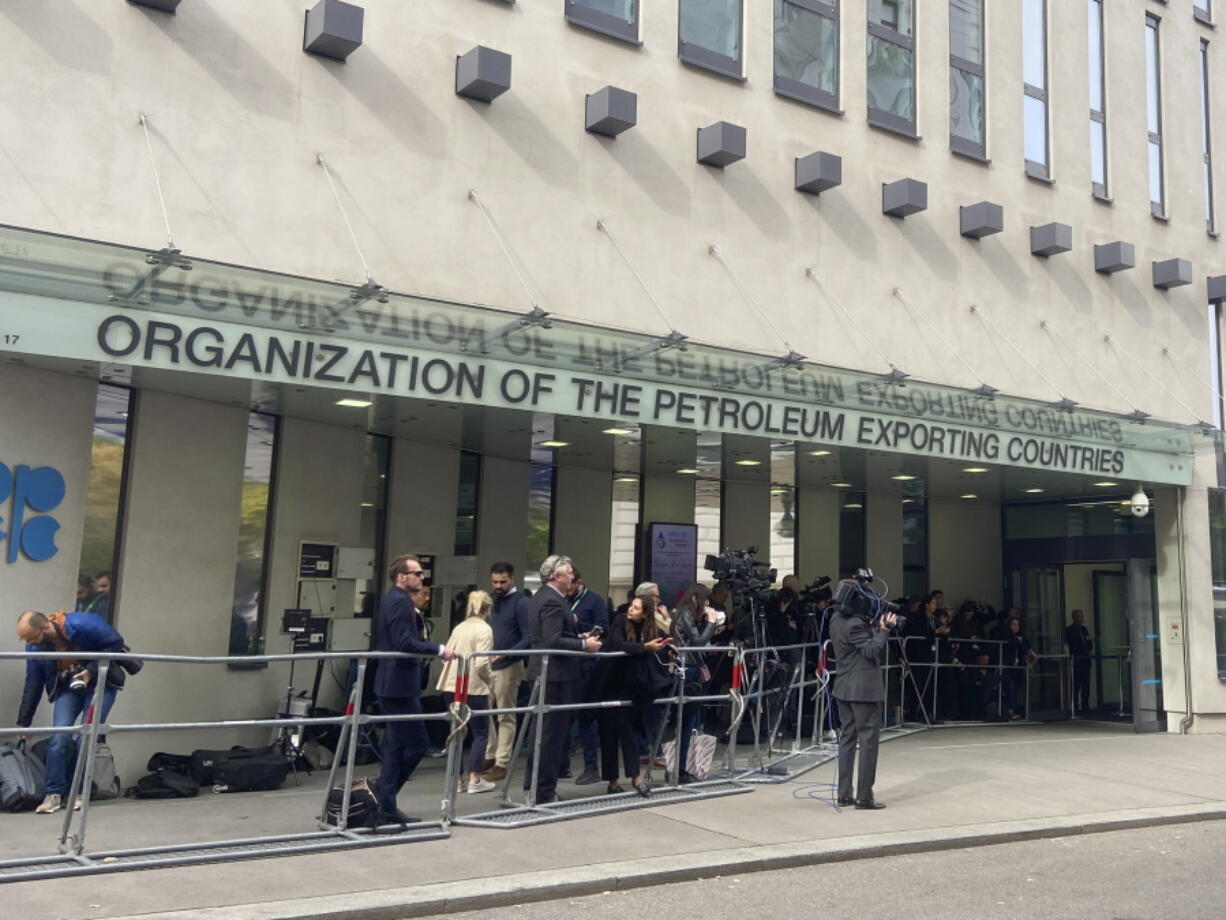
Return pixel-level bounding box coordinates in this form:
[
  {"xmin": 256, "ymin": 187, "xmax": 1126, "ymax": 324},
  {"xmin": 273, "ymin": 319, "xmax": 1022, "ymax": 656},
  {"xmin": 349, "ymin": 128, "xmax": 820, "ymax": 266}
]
[{"xmin": 2, "ymin": 1, "xmax": 1226, "ymax": 779}]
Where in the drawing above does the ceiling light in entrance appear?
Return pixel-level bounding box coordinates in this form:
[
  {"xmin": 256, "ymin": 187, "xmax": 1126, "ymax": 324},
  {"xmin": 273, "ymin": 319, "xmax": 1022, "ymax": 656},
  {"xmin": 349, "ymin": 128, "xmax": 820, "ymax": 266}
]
[
  {"xmin": 891, "ymin": 474, "xmax": 916, "ymax": 481},
  {"xmin": 615, "ymin": 476, "xmax": 638, "ymax": 483},
  {"xmin": 734, "ymin": 459, "xmax": 762, "ymax": 466},
  {"xmin": 336, "ymin": 398, "xmax": 372, "ymax": 408},
  {"xmin": 602, "ymin": 427, "xmax": 635, "ymax": 435},
  {"xmin": 843, "ymin": 503, "xmax": 863, "ymax": 509},
  {"xmin": 960, "ymin": 494, "xmax": 978, "ymax": 500},
  {"xmin": 830, "ymin": 481, "xmax": 852, "ymax": 488},
  {"xmin": 1093, "ymin": 481, "xmax": 1118, "ymax": 487},
  {"xmin": 1024, "ymin": 488, "xmax": 1045, "ymax": 494},
  {"xmin": 539, "ymin": 440, "xmax": 570, "ymax": 448},
  {"xmin": 809, "ymin": 450, "xmax": 832, "ymax": 457},
  {"xmin": 963, "ymin": 467, "xmax": 989, "ymax": 474},
  {"xmin": 676, "ymin": 468, "xmax": 699, "ymax": 475}
]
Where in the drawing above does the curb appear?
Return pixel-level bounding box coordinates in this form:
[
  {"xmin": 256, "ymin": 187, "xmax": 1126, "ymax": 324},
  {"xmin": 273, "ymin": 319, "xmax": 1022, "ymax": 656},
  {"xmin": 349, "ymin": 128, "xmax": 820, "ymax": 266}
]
[{"xmin": 109, "ymin": 801, "xmax": 1226, "ymax": 920}]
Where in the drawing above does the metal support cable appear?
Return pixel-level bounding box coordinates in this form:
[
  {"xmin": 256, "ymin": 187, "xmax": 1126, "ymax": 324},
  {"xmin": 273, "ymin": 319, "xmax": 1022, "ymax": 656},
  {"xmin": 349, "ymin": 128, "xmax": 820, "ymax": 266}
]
[
  {"xmin": 317, "ymin": 154, "xmax": 373, "ymax": 283},
  {"xmin": 595, "ymin": 218, "xmax": 679, "ymax": 335},
  {"xmin": 1104, "ymin": 334, "xmax": 1203, "ymax": 422},
  {"xmin": 708, "ymin": 244, "xmax": 794, "ymax": 353},
  {"xmin": 468, "ymin": 188, "xmax": 539, "ymax": 310},
  {"xmin": 804, "ymin": 269, "xmax": 904, "ymax": 377},
  {"xmin": 1036, "ymin": 319, "xmax": 1144, "ymax": 415},
  {"xmin": 892, "ymin": 288, "xmax": 993, "ymax": 391},
  {"xmin": 969, "ymin": 303, "xmax": 1071, "ymax": 403},
  {"xmin": 1160, "ymin": 344, "xmax": 1226, "ymax": 408},
  {"xmin": 138, "ymin": 113, "xmax": 174, "ymax": 250}
]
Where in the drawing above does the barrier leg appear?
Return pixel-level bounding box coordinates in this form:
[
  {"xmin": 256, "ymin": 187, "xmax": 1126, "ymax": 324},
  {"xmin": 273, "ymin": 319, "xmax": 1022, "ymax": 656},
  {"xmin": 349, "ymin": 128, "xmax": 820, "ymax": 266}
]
[
  {"xmin": 441, "ymin": 659, "xmax": 469, "ymax": 823},
  {"xmin": 495, "ymin": 678, "xmax": 540, "ymax": 806},
  {"xmin": 59, "ymin": 661, "xmax": 110, "ymax": 856},
  {"xmin": 335, "ymin": 659, "xmax": 367, "ymax": 831},
  {"xmin": 793, "ymin": 647, "xmax": 807, "ymax": 753},
  {"xmin": 526, "ymin": 656, "xmax": 550, "ymax": 807}
]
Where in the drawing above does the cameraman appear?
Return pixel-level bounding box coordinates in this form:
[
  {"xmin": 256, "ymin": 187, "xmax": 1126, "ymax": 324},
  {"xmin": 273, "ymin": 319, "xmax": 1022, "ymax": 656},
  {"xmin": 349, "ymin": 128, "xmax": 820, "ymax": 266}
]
[
  {"xmin": 830, "ymin": 582, "xmax": 898, "ymax": 810},
  {"xmin": 15, "ymin": 609, "xmax": 131, "ymax": 815}
]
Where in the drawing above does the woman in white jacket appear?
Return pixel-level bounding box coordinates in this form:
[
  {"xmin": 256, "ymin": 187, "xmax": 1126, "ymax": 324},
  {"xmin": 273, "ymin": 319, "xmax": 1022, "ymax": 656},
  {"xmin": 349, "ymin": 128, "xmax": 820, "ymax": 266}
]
[{"xmin": 437, "ymin": 590, "xmax": 496, "ymax": 793}]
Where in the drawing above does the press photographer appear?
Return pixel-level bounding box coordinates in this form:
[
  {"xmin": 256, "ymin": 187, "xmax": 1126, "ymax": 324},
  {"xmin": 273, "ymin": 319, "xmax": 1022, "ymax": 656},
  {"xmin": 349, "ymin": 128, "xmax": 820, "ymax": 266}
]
[
  {"xmin": 702, "ymin": 547, "xmax": 776, "ymax": 646},
  {"xmin": 829, "ymin": 570, "xmax": 901, "ymax": 811}
]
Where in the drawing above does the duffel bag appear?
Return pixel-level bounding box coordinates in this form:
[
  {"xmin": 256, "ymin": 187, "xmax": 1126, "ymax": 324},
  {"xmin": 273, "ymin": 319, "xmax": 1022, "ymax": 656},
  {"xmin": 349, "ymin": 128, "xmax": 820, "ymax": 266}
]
[
  {"xmin": 189, "ymin": 744, "xmax": 275, "ymax": 785},
  {"xmin": 147, "ymin": 751, "xmax": 192, "ymax": 774},
  {"xmin": 211, "ymin": 748, "xmax": 289, "ymax": 793},
  {"xmin": 125, "ymin": 770, "xmax": 199, "ymax": 799},
  {"xmin": 323, "ymin": 777, "xmax": 381, "ymax": 828},
  {"xmin": 0, "ymin": 741, "xmax": 45, "ymax": 812}
]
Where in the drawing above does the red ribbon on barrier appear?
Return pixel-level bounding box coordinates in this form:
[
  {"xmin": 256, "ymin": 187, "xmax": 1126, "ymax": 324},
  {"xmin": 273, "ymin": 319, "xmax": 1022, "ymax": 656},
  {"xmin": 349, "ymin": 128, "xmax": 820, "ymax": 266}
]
[
  {"xmin": 344, "ymin": 701, "xmax": 355, "ymax": 716},
  {"xmin": 817, "ymin": 649, "xmax": 829, "ymax": 677},
  {"xmin": 455, "ymin": 672, "xmax": 469, "ymax": 705},
  {"xmin": 731, "ymin": 662, "xmax": 743, "ymax": 691},
  {"xmin": 84, "ymin": 704, "xmax": 95, "ymax": 724}
]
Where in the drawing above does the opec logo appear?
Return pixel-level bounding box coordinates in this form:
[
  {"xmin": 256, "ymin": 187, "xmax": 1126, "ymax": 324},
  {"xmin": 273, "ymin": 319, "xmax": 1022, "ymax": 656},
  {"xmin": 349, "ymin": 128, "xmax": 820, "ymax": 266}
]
[{"xmin": 0, "ymin": 463, "xmax": 65, "ymax": 563}]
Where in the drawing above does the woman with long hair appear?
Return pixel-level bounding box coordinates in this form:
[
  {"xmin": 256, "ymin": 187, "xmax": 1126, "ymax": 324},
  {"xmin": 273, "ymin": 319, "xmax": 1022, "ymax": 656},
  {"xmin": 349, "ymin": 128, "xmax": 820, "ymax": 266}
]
[
  {"xmin": 436, "ymin": 590, "xmax": 496, "ymax": 794},
  {"xmin": 591, "ymin": 594, "xmax": 670, "ymax": 795},
  {"xmin": 669, "ymin": 582, "xmax": 719, "ymax": 783}
]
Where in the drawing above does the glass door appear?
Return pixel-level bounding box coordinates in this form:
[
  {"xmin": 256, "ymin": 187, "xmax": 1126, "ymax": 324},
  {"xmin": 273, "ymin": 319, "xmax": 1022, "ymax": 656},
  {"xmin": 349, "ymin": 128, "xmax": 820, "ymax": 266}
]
[
  {"xmin": 1128, "ymin": 560, "xmax": 1165, "ymax": 732},
  {"xmin": 1092, "ymin": 570, "xmax": 1130, "ymax": 717},
  {"xmin": 1021, "ymin": 565, "xmax": 1069, "ymax": 720}
]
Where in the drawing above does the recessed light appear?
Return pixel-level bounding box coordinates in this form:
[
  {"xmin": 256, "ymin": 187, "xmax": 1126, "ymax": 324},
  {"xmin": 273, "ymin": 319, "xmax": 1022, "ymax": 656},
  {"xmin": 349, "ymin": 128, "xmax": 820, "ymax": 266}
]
[
  {"xmin": 336, "ymin": 398, "xmax": 372, "ymax": 408},
  {"xmin": 809, "ymin": 450, "xmax": 832, "ymax": 457},
  {"xmin": 615, "ymin": 476, "xmax": 638, "ymax": 483},
  {"xmin": 1024, "ymin": 488, "xmax": 1045, "ymax": 494},
  {"xmin": 963, "ymin": 467, "xmax": 989, "ymax": 474},
  {"xmin": 118, "ymin": 410, "xmax": 129, "ymax": 418},
  {"xmin": 891, "ymin": 474, "xmax": 916, "ymax": 481},
  {"xmin": 734, "ymin": 459, "xmax": 762, "ymax": 466},
  {"xmin": 539, "ymin": 440, "xmax": 570, "ymax": 448},
  {"xmin": 603, "ymin": 427, "xmax": 635, "ymax": 435},
  {"xmin": 676, "ymin": 468, "xmax": 699, "ymax": 475},
  {"xmin": 831, "ymin": 481, "xmax": 852, "ymax": 488},
  {"xmin": 769, "ymin": 487, "xmax": 788, "ymax": 495},
  {"xmin": 960, "ymin": 493, "xmax": 978, "ymax": 500},
  {"xmin": 1093, "ymin": 481, "xmax": 1118, "ymax": 487},
  {"xmin": 843, "ymin": 502, "xmax": 863, "ymax": 509},
  {"xmin": 901, "ymin": 498, "xmax": 915, "ymax": 504}
]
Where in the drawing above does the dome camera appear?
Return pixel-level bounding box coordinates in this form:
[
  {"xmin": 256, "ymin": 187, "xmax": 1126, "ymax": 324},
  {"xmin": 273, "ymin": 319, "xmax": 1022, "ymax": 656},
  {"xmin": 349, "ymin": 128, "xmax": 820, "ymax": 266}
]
[{"xmin": 1130, "ymin": 488, "xmax": 1150, "ymax": 518}]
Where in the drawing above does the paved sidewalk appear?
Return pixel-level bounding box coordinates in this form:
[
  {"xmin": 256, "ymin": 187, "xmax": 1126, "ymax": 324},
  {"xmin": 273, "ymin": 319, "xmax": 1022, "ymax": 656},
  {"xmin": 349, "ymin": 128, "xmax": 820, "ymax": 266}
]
[{"xmin": 3, "ymin": 721, "xmax": 1225, "ymax": 920}]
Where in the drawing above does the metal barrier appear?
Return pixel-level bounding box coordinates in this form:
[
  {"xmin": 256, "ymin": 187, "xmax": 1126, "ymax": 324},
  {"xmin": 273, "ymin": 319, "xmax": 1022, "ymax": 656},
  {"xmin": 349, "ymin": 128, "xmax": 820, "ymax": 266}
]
[
  {"xmin": 889, "ymin": 636, "xmax": 1038, "ymax": 726},
  {"xmin": 448, "ymin": 646, "xmax": 751, "ymax": 830},
  {"xmin": 0, "ymin": 648, "xmax": 451, "ymax": 882}
]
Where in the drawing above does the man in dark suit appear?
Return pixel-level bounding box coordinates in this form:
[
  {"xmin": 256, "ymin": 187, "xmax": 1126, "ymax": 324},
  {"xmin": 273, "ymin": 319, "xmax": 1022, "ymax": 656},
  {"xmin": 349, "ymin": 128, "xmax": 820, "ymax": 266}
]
[
  {"xmin": 829, "ymin": 581, "xmax": 899, "ymax": 810},
  {"xmin": 524, "ymin": 554, "xmax": 601, "ymax": 804},
  {"xmin": 372, "ymin": 553, "xmax": 455, "ymax": 822},
  {"xmin": 1065, "ymin": 608, "xmax": 1094, "ymax": 715}
]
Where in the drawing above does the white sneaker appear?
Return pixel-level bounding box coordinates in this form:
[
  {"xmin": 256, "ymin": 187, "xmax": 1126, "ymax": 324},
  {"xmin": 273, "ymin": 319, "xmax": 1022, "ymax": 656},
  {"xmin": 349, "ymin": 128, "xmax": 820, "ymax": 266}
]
[
  {"xmin": 34, "ymin": 794, "xmax": 62, "ymax": 814},
  {"xmin": 467, "ymin": 778, "xmax": 497, "ymax": 795},
  {"xmin": 73, "ymin": 796, "xmax": 83, "ymax": 811}
]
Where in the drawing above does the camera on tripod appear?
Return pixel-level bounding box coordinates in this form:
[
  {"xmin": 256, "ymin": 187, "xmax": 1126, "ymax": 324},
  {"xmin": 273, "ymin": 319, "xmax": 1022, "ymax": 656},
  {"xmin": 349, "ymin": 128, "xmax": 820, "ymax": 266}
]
[
  {"xmin": 797, "ymin": 575, "xmax": 833, "ymax": 613},
  {"xmin": 833, "ymin": 568, "xmax": 906, "ymax": 631},
  {"xmin": 703, "ymin": 546, "xmax": 777, "ymax": 606}
]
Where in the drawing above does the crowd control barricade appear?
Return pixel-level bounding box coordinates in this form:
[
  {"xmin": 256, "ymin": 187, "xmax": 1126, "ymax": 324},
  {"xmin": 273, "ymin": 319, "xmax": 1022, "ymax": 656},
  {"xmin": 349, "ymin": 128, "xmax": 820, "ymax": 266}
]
[
  {"xmin": 891, "ymin": 637, "xmax": 1046, "ymax": 726},
  {"xmin": 448, "ymin": 646, "xmax": 750, "ymax": 829},
  {"xmin": 0, "ymin": 649, "xmax": 451, "ymax": 883},
  {"xmin": 730, "ymin": 640, "xmax": 842, "ymax": 783}
]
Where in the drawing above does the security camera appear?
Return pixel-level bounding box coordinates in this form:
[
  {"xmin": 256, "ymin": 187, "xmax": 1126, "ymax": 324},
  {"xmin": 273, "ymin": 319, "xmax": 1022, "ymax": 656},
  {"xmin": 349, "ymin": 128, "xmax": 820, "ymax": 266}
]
[{"xmin": 1130, "ymin": 489, "xmax": 1150, "ymax": 518}]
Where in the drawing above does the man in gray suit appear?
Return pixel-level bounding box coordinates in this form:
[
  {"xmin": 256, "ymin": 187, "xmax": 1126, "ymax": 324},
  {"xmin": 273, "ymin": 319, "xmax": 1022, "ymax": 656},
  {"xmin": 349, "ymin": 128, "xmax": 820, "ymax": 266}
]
[{"xmin": 829, "ymin": 581, "xmax": 898, "ymax": 810}]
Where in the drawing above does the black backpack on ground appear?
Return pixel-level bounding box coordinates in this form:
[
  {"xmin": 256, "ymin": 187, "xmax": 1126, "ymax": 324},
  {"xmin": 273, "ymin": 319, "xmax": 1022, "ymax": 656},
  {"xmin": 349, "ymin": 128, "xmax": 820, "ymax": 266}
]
[
  {"xmin": 210, "ymin": 746, "xmax": 290, "ymax": 793},
  {"xmin": 0, "ymin": 741, "xmax": 45, "ymax": 812},
  {"xmin": 147, "ymin": 751, "xmax": 192, "ymax": 774},
  {"xmin": 125, "ymin": 770, "xmax": 200, "ymax": 799},
  {"xmin": 324, "ymin": 778, "xmax": 382, "ymax": 829}
]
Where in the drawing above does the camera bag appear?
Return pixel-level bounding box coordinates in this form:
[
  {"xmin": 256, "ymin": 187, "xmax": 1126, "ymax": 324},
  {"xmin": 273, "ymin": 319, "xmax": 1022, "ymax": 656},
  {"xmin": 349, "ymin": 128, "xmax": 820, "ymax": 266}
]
[
  {"xmin": 125, "ymin": 770, "xmax": 199, "ymax": 799},
  {"xmin": 210, "ymin": 746, "xmax": 290, "ymax": 793},
  {"xmin": 0, "ymin": 741, "xmax": 45, "ymax": 812},
  {"xmin": 323, "ymin": 777, "xmax": 382, "ymax": 828}
]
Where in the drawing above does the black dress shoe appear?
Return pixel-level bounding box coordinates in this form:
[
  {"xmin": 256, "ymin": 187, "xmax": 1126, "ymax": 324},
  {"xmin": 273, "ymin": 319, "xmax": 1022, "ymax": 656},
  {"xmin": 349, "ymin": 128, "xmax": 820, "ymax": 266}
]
[
  {"xmin": 384, "ymin": 807, "xmax": 421, "ymax": 824},
  {"xmin": 854, "ymin": 799, "xmax": 886, "ymax": 810},
  {"xmin": 836, "ymin": 797, "xmax": 855, "ymax": 807},
  {"xmin": 633, "ymin": 779, "xmax": 652, "ymax": 798},
  {"xmin": 536, "ymin": 792, "xmax": 563, "ymax": 804}
]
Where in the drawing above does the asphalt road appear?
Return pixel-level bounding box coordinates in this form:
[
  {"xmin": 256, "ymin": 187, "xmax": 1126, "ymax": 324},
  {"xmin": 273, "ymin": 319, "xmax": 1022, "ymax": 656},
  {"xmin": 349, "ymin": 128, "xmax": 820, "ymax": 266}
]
[{"xmin": 418, "ymin": 820, "xmax": 1226, "ymax": 920}]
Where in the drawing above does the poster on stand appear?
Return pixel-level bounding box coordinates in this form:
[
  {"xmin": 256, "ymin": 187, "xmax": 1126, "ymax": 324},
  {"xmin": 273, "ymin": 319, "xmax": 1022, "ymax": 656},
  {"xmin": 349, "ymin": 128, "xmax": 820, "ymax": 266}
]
[{"xmin": 647, "ymin": 522, "xmax": 698, "ymax": 610}]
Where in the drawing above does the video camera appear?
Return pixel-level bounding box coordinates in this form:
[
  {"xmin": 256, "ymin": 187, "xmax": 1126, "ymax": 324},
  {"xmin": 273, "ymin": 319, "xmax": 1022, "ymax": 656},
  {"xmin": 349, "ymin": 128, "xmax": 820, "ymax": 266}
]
[
  {"xmin": 704, "ymin": 546, "xmax": 776, "ymax": 609},
  {"xmin": 797, "ymin": 575, "xmax": 833, "ymax": 612},
  {"xmin": 833, "ymin": 568, "xmax": 906, "ymax": 631}
]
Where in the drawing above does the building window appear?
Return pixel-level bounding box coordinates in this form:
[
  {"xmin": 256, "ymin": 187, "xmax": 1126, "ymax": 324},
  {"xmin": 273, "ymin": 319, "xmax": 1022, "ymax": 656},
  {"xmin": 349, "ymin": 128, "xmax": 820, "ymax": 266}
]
[
  {"xmin": 838, "ymin": 492, "xmax": 867, "ymax": 579},
  {"xmin": 454, "ymin": 450, "xmax": 480, "ymax": 556},
  {"xmin": 228, "ymin": 412, "xmax": 278, "ymax": 657},
  {"xmin": 679, "ymin": 0, "xmax": 745, "ymax": 80},
  {"xmin": 1195, "ymin": 0, "xmax": 1213, "ymax": 26},
  {"xmin": 1088, "ymin": 0, "xmax": 1109, "ymax": 198},
  {"xmin": 866, "ymin": 0, "xmax": 916, "ymax": 136},
  {"xmin": 1022, "ymin": 0, "xmax": 1049, "ymax": 179},
  {"xmin": 1201, "ymin": 40, "xmax": 1216, "ymax": 233},
  {"xmin": 1146, "ymin": 14, "xmax": 1165, "ymax": 217},
  {"xmin": 565, "ymin": 0, "xmax": 640, "ymax": 44},
  {"xmin": 355, "ymin": 434, "xmax": 391, "ymax": 619},
  {"xmin": 1210, "ymin": 302, "xmax": 1224, "ymax": 430},
  {"xmin": 949, "ymin": 0, "xmax": 986, "ymax": 158},
  {"xmin": 774, "ymin": 0, "xmax": 839, "ymax": 111},
  {"xmin": 1208, "ymin": 490, "xmax": 1226, "ymax": 681},
  {"xmin": 76, "ymin": 384, "xmax": 133, "ymax": 622}
]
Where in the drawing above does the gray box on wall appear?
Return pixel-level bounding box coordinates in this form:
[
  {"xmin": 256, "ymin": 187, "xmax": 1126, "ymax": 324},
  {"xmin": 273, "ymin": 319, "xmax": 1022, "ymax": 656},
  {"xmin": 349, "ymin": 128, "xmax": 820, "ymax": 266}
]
[
  {"xmin": 882, "ymin": 178, "xmax": 927, "ymax": 217},
  {"xmin": 1030, "ymin": 222, "xmax": 1072, "ymax": 256},
  {"xmin": 1094, "ymin": 241, "xmax": 1135, "ymax": 274},
  {"xmin": 127, "ymin": 0, "xmax": 183, "ymax": 11},
  {"xmin": 697, "ymin": 122, "xmax": 746, "ymax": 168},
  {"xmin": 1152, "ymin": 258, "xmax": 1192, "ymax": 289},
  {"xmin": 304, "ymin": 0, "xmax": 364, "ymax": 62},
  {"xmin": 960, "ymin": 202, "xmax": 1004, "ymax": 238},
  {"xmin": 794, "ymin": 152, "xmax": 841, "ymax": 195},
  {"xmin": 456, "ymin": 46, "xmax": 512, "ymax": 102},
  {"xmin": 1210, "ymin": 275, "xmax": 1226, "ymax": 304},
  {"xmin": 585, "ymin": 86, "xmax": 637, "ymax": 137}
]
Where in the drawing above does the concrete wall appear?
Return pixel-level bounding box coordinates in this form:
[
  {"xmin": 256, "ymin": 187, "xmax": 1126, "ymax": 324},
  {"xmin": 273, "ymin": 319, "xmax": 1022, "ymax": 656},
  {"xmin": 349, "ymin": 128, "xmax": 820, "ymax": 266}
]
[
  {"xmin": 0, "ymin": 365, "xmax": 97, "ymax": 726},
  {"xmin": 0, "ymin": 2, "xmax": 1218, "ymax": 422},
  {"xmin": 553, "ymin": 466, "xmax": 613, "ymax": 600},
  {"xmin": 928, "ymin": 499, "xmax": 1004, "ymax": 607},
  {"xmin": 796, "ymin": 487, "xmax": 840, "ymax": 583}
]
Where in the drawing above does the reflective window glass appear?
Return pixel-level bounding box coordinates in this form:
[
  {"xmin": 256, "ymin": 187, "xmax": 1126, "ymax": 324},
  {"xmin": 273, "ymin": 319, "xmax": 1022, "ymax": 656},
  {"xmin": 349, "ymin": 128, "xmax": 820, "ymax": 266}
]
[
  {"xmin": 1024, "ymin": 95, "xmax": 1048, "ymax": 167},
  {"xmin": 76, "ymin": 384, "xmax": 132, "ymax": 622},
  {"xmin": 867, "ymin": 34, "xmax": 913, "ymax": 119},
  {"xmin": 950, "ymin": 68, "xmax": 984, "ymax": 147},
  {"xmin": 680, "ymin": 0, "xmax": 742, "ymax": 60},
  {"xmin": 774, "ymin": 1, "xmax": 838, "ymax": 97},
  {"xmin": 949, "ymin": 0, "xmax": 982, "ymax": 65},
  {"xmin": 228, "ymin": 412, "xmax": 277, "ymax": 657},
  {"xmin": 567, "ymin": 0, "xmax": 639, "ymax": 43},
  {"xmin": 1088, "ymin": 1, "xmax": 1103, "ymax": 113},
  {"xmin": 1022, "ymin": 0, "xmax": 1046, "ymax": 90},
  {"xmin": 1090, "ymin": 120, "xmax": 1106, "ymax": 186},
  {"xmin": 868, "ymin": 0, "xmax": 912, "ymax": 36}
]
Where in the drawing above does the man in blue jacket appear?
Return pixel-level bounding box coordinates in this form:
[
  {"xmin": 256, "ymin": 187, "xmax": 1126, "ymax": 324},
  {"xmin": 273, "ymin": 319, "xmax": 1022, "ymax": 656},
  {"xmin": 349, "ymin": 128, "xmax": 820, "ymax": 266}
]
[
  {"xmin": 16, "ymin": 609, "xmax": 127, "ymax": 814},
  {"xmin": 484, "ymin": 562, "xmax": 533, "ymax": 782},
  {"xmin": 372, "ymin": 554, "xmax": 455, "ymax": 822}
]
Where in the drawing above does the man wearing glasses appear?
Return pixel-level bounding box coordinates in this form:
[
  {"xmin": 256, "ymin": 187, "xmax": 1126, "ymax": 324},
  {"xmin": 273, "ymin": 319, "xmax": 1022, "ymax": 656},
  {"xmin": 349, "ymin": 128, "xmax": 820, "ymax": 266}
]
[{"xmin": 372, "ymin": 553, "xmax": 455, "ymax": 823}]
